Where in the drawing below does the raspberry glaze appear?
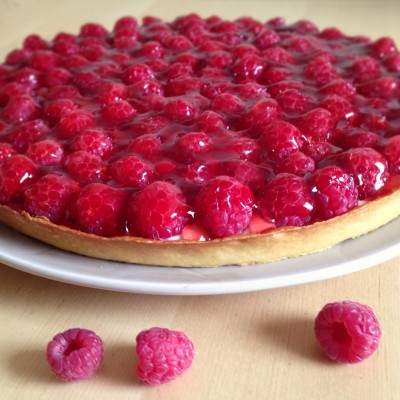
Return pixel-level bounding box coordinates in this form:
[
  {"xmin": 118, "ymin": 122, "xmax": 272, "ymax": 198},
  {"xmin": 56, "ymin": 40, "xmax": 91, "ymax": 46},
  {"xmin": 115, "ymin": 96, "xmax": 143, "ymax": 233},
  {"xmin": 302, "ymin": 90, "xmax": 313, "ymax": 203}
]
[{"xmin": 0, "ymin": 15, "xmax": 400, "ymax": 247}]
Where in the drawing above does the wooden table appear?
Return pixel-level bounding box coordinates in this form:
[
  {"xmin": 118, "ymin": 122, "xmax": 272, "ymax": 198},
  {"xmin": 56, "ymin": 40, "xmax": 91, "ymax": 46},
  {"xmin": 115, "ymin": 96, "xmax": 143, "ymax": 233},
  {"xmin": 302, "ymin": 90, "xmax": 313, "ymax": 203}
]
[{"xmin": 1, "ymin": 1, "xmax": 400, "ymax": 399}]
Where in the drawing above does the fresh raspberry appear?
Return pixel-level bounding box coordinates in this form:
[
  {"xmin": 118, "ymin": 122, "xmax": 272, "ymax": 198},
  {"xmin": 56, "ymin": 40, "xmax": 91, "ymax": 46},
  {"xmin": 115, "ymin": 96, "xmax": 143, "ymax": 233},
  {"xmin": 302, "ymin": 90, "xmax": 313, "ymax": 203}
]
[
  {"xmin": 351, "ymin": 56, "xmax": 381, "ymax": 82},
  {"xmin": 129, "ymin": 79, "xmax": 164, "ymax": 98},
  {"xmin": 241, "ymin": 98, "xmax": 281, "ymax": 132},
  {"xmin": 14, "ymin": 67, "xmax": 42, "ymax": 89},
  {"xmin": 322, "ymin": 147, "xmax": 389, "ymax": 199},
  {"xmin": 127, "ymin": 114, "xmax": 169, "ymax": 135},
  {"xmin": 222, "ymin": 160, "xmax": 266, "ymax": 192},
  {"xmin": 357, "ymin": 77, "xmax": 399, "ymax": 99},
  {"xmin": 136, "ymin": 327, "xmax": 194, "ymax": 386},
  {"xmin": 44, "ymin": 68, "xmax": 73, "ymax": 87},
  {"xmin": 258, "ymin": 174, "xmax": 314, "ymax": 227},
  {"xmin": 28, "ymin": 50, "xmax": 60, "ymax": 72},
  {"xmin": 259, "ymin": 120, "xmax": 306, "ymax": 161},
  {"xmin": 379, "ymin": 135, "xmax": 400, "ymax": 174},
  {"xmin": 304, "ymin": 54, "xmax": 339, "ymax": 85},
  {"xmin": 122, "ymin": 64, "xmax": 155, "ymax": 85},
  {"xmin": 72, "ymin": 183, "xmax": 127, "ymax": 236},
  {"xmin": 65, "ymin": 151, "xmax": 106, "ymax": 184},
  {"xmin": 101, "ymin": 100, "xmax": 136, "ymax": 124},
  {"xmin": 58, "ymin": 111, "xmax": 95, "ymax": 139},
  {"xmin": 314, "ymin": 301, "xmax": 381, "ymax": 363},
  {"xmin": 128, "ymin": 181, "xmax": 189, "ymax": 239},
  {"xmin": 127, "ymin": 134, "xmax": 163, "ymax": 160},
  {"xmin": 0, "ymin": 82, "xmax": 31, "ymax": 106},
  {"xmin": 79, "ymin": 22, "xmax": 108, "ymax": 38},
  {"xmin": 4, "ymin": 119, "xmax": 49, "ymax": 152},
  {"xmin": 211, "ymin": 93, "xmax": 245, "ymax": 115},
  {"xmin": 70, "ymin": 129, "xmax": 113, "ymax": 159},
  {"xmin": 337, "ymin": 127, "xmax": 380, "ymax": 150},
  {"xmin": 384, "ymin": 52, "xmax": 400, "ymax": 72},
  {"xmin": 320, "ymin": 79, "xmax": 356, "ymax": 98},
  {"xmin": 74, "ymin": 71, "xmax": 103, "ymax": 94},
  {"xmin": 25, "ymin": 139, "xmax": 66, "ymax": 166},
  {"xmin": 95, "ymin": 82, "xmax": 129, "ymax": 105},
  {"xmin": 196, "ymin": 110, "xmax": 227, "ymax": 132},
  {"xmin": 24, "ymin": 174, "xmax": 77, "ymax": 222},
  {"xmin": 23, "ymin": 34, "xmax": 48, "ymax": 51},
  {"xmin": 169, "ymin": 131, "xmax": 211, "ymax": 163},
  {"xmin": 46, "ymin": 328, "xmax": 104, "ymax": 381},
  {"xmin": 308, "ymin": 165, "xmax": 359, "ymax": 220},
  {"xmin": 43, "ymin": 99, "xmax": 77, "ymax": 123},
  {"xmin": 163, "ymin": 98, "xmax": 196, "ymax": 122},
  {"xmin": 293, "ymin": 108, "xmax": 334, "ymax": 143},
  {"xmin": 275, "ymin": 151, "xmax": 315, "ymax": 176},
  {"xmin": 319, "ymin": 95, "xmax": 359, "ymax": 126},
  {"xmin": 110, "ymin": 155, "xmax": 155, "ymax": 188},
  {"xmin": 276, "ymin": 89, "xmax": 313, "ymax": 114},
  {"xmin": 231, "ymin": 55, "xmax": 266, "ymax": 82},
  {"xmin": 370, "ymin": 37, "xmax": 397, "ymax": 59},
  {"xmin": 179, "ymin": 161, "xmax": 218, "ymax": 185},
  {"xmin": 253, "ymin": 29, "xmax": 280, "ymax": 49},
  {"xmin": 2, "ymin": 95, "xmax": 40, "ymax": 123},
  {"xmin": 229, "ymin": 137, "xmax": 261, "ymax": 163},
  {"xmin": 0, "ymin": 155, "xmax": 39, "ymax": 202},
  {"xmin": 0, "ymin": 143, "xmax": 16, "ymax": 164},
  {"xmin": 194, "ymin": 176, "xmax": 254, "ymax": 237},
  {"xmin": 47, "ymin": 84, "xmax": 79, "ymax": 100}
]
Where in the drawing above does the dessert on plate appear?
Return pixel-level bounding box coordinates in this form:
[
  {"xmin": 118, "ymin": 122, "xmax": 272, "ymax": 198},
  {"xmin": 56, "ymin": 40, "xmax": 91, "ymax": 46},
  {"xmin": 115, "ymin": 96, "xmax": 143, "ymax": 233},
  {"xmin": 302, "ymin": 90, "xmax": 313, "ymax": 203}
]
[{"xmin": 0, "ymin": 14, "xmax": 399, "ymax": 267}]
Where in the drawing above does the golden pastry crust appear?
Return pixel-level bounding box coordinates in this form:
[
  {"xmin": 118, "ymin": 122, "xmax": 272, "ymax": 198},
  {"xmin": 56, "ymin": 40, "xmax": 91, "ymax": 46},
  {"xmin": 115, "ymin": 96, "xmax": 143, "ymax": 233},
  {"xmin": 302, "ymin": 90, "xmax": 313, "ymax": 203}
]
[{"xmin": 1, "ymin": 188, "xmax": 399, "ymax": 267}]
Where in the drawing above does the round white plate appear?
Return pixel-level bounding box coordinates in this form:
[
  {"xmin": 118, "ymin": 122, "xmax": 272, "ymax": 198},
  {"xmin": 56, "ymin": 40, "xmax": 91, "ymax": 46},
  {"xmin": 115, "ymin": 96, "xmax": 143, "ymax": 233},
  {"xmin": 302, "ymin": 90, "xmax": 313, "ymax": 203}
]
[{"xmin": 1, "ymin": 219, "xmax": 399, "ymax": 295}]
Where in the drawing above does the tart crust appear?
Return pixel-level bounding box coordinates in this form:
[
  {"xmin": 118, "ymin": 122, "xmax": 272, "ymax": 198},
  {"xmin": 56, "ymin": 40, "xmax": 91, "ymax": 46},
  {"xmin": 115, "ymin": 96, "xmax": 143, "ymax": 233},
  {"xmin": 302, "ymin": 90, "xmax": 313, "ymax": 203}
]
[{"xmin": 1, "ymin": 189, "xmax": 399, "ymax": 267}]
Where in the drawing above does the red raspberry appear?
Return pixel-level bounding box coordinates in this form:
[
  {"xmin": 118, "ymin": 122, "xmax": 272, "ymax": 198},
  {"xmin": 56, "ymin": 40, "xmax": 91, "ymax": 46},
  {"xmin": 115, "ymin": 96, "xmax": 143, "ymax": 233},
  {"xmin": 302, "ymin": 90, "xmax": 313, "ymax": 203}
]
[
  {"xmin": 0, "ymin": 143, "xmax": 16, "ymax": 164},
  {"xmin": 4, "ymin": 119, "xmax": 49, "ymax": 152},
  {"xmin": 320, "ymin": 79, "xmax": 356, "ymax": 98},
  {"xmin": 95, "ymin": 82, "xmax": 129, "ymax": 105},
  {"xmin": 197, "ymin": 110, "xmax": 227, "ymax": 132},
  {"xmin": 258, "ymin": 174, "xmax": 314, "ymax": 227},
  {"xmin": 129, "ymin": 79, "xmax": 164, "ymax": 98},
  {"xmin": 371, "ymin": 37, "xmax": 397, "ymax": 59},
  {"xmin": 275, "ymin": 151, "xmax": 315, "ymax": 176},
  {"xmin": 65, "ymin": 151, "xmax": 106, "ymax": 184},
  {"xmin": 0, "ymin": 155, "xmax": 38, "ymax": 201},
  {"xmin": 194, "ymin": 176, "xmax": 254, "ymax": 238},
  {"xmin": 357, "ymin": 77, "xmax": 399, "ymax": 99},
  {"xmin": 23, "ymin": 34, "xmax": 48, "ymax": 51},
  {"xmin": 28, "ymin": 50, "xmax": 60, "ymax": 72},
  {"xmin": 222, "ymin": 160, "xmax": 266, "ymax": 192},
  {"xmin": 304, "ymin": 54, "xmax": 339, "ymax": 85},
  {"xmin": 384, "ymin": 52, "xmax": 400, "ymax": 72},
  {"xmin": 70, "ymin": 129, "xmax": 113, "ymax": 159},
  {"xmin": 128, "ymin": 181, "xmax": 189, "ymax": 239},
  {"xmin": 322, "ymin": 147, "xmax": 389, "ymax": 199},
  {"xmin": 0, "ymin": 82, "xmax": 31, "ymax": 106},
  {"xmin": 43, "ymin": 99, "xmax": 77, "ymax": 123},
  {"xmin": 293, "ymin": 108, "xmax": 334, "ymax": 143},
  {"xmin": 101, "ymin": 100, "xmax": 136, "ymax": 124},
  {"xmin": 259, "ymin": 120, "xmax": 305, "ymax": 161},
  {"xmin": 58, "ymin": 111, "xmax": 95, "ymax": 139},
  {"xmin": 241, "ymin": 98, "xmax": 281, "ymax": 132},
  {"xmin": 179, "ymin": 161, "xmax": 218, "ymax": 185},
  {"xmin": 127, "ymin": 134, "xmax": 163, "ymax": 160},
  {"xmin": 308, "ymin": 165, "xmax": 358, "ymax": 220},
  {"xmin": 314, "ymin": 301, "xmax": 381, "ymax": 363},
  {"xmin": 229, "ymin": 137, "xmax": 261, "ymax": 163},
  {"xmin": 46, "ymin": 328, "xmax": 104, "ymax": 381},
  {"xmin": 44, "ymin": 68, "xmax": 73, "ymax": 87},
  {"xmin": 337, "ymin": 127, "xmax": 380, "ymax": 150},
  {"xmin": 379, "ymin": 135, "xmax": 400, "ymax": 174},
  {"xmin": 303, "ymin": 142, "xmax": 339, "ymax": 163},
  {"xmin": 2, "ymin": 95, "xmax": 40, "ymax": 123},
  {"xmin": 79, "ymin": 22, "xmax": 108, "ymax": 38},
  {"xmin": 136, "ymin": 327, "xmax": 194, "ymax": 385},
  {"xmin": 319, "ymin": 95, "xmax": 359, "ymax": 126},
  {"xmin": 110, "ymin": 155, "xmax": 155, "ymax": 188},
  {"xmin": 351, "ymin": 56, "xmax": 381, "ymax": 82},
  {"xmin": 253, "ymin": 29, "xmax": 280, "ymax": 49},
  {"xmin": 47, "ymin": 85, "xmax": 79, "ymax": 100},
  {"xmin": 24, "ymin": 174, "xmax": 77, "ymax": 222},
  {"xmin": 170, "ymin": 131, "xmax": 211, "ymax": 163},
  {"xmin": 211, "ymin": 93, "xmax": 245, "ymax": 115},
  {"xmin": 276, "ymin": 89, "xmax": 313, "ymax": 113},
  {"xmin": 163, "ymin": 98, "xmax": 196, "ymax": 122},
  {"xmin": 26, "ymin": 139, "xmax": 66, "ymax": 166},
  {"xmin": 73, "ymin": 183, "xmax": 127, "ymax": 236},
  {"xmin": 122, "ymin": 64, "xmax": 155, "ymax": 85},
  {"xmin": 231, "ymin": 55, "xmax": 266, "ymax": 82}
]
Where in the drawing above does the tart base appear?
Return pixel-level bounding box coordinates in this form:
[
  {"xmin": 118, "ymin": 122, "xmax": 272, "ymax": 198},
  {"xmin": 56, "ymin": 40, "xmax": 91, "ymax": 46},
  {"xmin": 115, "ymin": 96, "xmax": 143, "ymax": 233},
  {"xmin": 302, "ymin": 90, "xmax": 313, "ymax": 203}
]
[{"xmin": 1, "ymin": 189, "xmax": 400, "ymax": 267}]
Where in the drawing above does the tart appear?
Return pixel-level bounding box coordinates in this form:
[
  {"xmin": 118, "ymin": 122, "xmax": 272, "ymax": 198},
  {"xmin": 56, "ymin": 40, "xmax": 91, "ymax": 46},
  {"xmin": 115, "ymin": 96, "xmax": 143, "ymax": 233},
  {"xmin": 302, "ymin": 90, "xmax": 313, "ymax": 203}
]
[{"xmin": 0, "ymin": 15, "xmax": 400, "ymax": 267}]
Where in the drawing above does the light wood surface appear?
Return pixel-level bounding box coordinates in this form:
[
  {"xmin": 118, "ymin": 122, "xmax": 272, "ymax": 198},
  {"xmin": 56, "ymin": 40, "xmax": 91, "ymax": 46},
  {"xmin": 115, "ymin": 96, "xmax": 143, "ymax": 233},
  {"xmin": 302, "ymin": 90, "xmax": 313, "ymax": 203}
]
[{"xmin": 1, "ymin": 1, "xmax": 400, "ymax": 399}]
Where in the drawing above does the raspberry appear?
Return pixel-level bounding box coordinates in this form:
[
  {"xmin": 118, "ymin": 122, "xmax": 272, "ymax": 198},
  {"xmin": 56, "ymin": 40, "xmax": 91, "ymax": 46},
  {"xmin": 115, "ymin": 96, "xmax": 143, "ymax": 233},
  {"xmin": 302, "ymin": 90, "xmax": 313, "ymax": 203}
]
[
  {"xmin": 276, "ymin": 89, "xmax": 313, "ymax": 114},
  {"xmin": 122, "ymin": 64, "xmax": 155, "ymax": 85},
  {"xmin": 194, "ymin": 176, "xmax": 254, "ymax": 237},
  {"xmin": 314, "ymin": 301, "xmax": 381, "ymax": 363},
  {"xmin": 46, "ymin": 328, "xmax": 104, "ymax": 381},
  {"xmin": 24, "ymin": 174, "xmax": 77, "ymax": 222},
  {"xmin": 2, "ymin": 95, "xmax": 40, "ymax": 123},
  {"xmin": 127, "ymin": 134, "xmax": 163, "ymax": 160},
  {"xmin": 0, "ymin": 143, "xmax": 16, "ymax": 164},
  {"xmin": 222, "ymin": 160, "xmax": 265, "ymax": 192},
  {"xmin": 73, "ymin": 183, "xmax": 127, "ymax": 236},
  {"xmin": 308, "ymin": 165, "xmax": 358, "ymax": 220},
  {"xmin": 320, "ymin": 79, "xmax": 356, "ymax": 98},
  {"xmin": 275, "ymin": 151, "xmax": 315, "ymax": 176},
  {"xmin": 259, "ymin": 120, "xmax": 305, "ymax": 161},
  {"xmin": 169, "ymin": 131, "xmax": 211, "ymax": 163},
  {"xmin": 322, "ymin": 147, "xmax": 389, "ymax": 199},
  {"xmin": 43, "ymin": 99, "xmax": 77, "ymax": 123},
  {"xmin": 58, "ymin": 111, "xmax": 95, "ymax": 139},
  {"xmin": 304, "ymin": 54, "xmax": 339, "ymax": 85},
  {"xmin": 0, "ymin": 155, "xmax": 38, "ymax": 202},
  {"xmin": 70, "ymin": 129, "xmax": 113, "ymax": 159},
  {"xmin": 241, "ymin": 98, "xmax": 281, "ymax": 132},
  {"xmin": 371, "ymin": 37, "xmax": 397, "ymax": 59},
  {"xmin": 258, "ymin": 174, "xmax": 314, "ymax": 227},
  {"xmin": 110, "ymin": 155, "xmax": 155, "ymax": 188},
  {"xmin": 28, "ymin": 50, "xmax": 60, "ymax": 72},
  {"xmin": 136, "ymin": 327, "xmax": 194, "ymax": 385},
  {"xmin": 26, "ymin": 139, "xmax": 66, "ymax": 166},
  {"xmin": 23, "ymin": 34, "xmax": 48, "ymax": 51},
  {"xmin": 319, "ymin": 95, "xmax": 359, "ymax": 126},
  {"xmin": 351, "ymin": 56, "xmax": 381, "ymax": 82},
  {"xmin": 44, "ymin": 68, "xmax": 73, "ymax": 87},
  {"xmin": 337, "ymin": 127, "xmax": 380, "ymax": 150},
  {"xmin": 65, "ymin": 151, "xmax": 106, "ymax": 184},
  {"xmin": 128, "ymin": 181, "xmax": 189, "ymax": 239},
  {"xmin": 293, "ymin": 108, "xmax": 334, "ymax": 143},
  {"xmin": 163, "ymin": 98, "xmax": 196, "ymax": 122},
  {"xmin": 4, "ymin": 119, "xmax": 49, "ymax": 152},
  {"xmin": 95, "ymin": 82, "xmax": 128, "ymax": 105},
  {"xmin": 379, "ymin": 135, "xmax": 400, "ymax": 174},
  {"xmin": 357, "ymin": 77, "xmax": 399, "ymax": 99},
  {"xmin": 229, "ymin": 137, "xmax": 261, "ymax": 163}
]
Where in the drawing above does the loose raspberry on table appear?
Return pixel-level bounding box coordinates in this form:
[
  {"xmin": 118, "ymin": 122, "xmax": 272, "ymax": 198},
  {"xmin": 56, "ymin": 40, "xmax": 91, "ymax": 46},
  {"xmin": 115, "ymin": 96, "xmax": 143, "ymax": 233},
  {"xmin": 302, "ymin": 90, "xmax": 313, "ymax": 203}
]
[
  {"xmin": 194, "ymin": 176, "xmax": 254, "ymax": 237},
  {"xmin": 136, "ymin": 327, "xmax": 194, "ymax": 385},
  {"xmin": 314, "ymin": 301, "xmax": 381, "ymax": 363},
  {"xmin": 258, "ymin": 173, "xmax": 314, "ymax": 227},
  {"xmin": 46, "ymin": 328, "xmax": 104, "ymax": 381}
]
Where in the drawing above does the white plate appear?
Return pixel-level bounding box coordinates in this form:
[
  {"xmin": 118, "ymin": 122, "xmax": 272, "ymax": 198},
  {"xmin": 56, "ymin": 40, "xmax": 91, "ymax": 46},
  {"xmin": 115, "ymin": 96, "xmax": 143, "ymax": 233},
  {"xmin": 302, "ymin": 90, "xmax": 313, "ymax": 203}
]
[{"xmin": 1, "ymin": 219, "xmax": 400, "ymax": 295}]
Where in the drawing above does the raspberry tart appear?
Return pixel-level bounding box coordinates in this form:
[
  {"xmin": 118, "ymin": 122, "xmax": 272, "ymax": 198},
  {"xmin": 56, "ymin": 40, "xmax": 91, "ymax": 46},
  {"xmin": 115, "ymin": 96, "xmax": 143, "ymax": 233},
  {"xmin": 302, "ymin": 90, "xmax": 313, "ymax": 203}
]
[{"xmin": 0, "ymin": 15, "xmax": 400, "ymax": 267}]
